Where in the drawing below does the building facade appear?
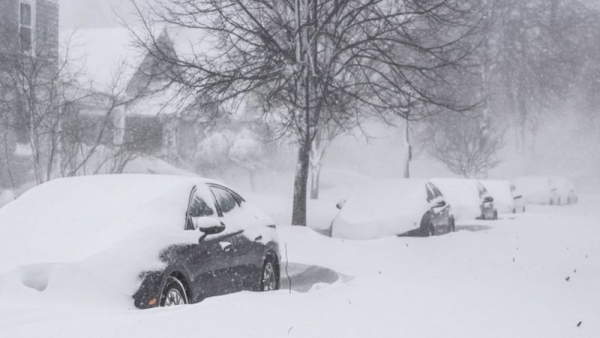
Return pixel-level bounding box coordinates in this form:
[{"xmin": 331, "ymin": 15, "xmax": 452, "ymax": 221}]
[{"xmin": 0, "ymin": 0, "xmax": 60, "ymax": 189}]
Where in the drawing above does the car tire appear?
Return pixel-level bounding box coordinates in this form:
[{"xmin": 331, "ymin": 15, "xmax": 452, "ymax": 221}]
[
  {"xmin": 449, "ymin": 217, "xmax": 456, "ymax": 233},
  {"xmin": 512, "ymin": 208, "xmax": 516, "ymax": 214},
  {"xmin": 493, "ymin": 210, "xmax": 498, "ymax": 220},
  {"xmin": 160, "ymin": 276, "xmax": 188, "ymax": 307},
  {"xmin": 260, "ymin": 255, "xmax": 279, "ymax": 291}
]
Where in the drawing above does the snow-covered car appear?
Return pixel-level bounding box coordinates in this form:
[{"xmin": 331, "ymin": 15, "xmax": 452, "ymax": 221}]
[
  {"xmin": 475, "ymin": 182, "xmax": 498, "ymax": 220},
  {"xmin": 551, "ymin": 177, "xmax": 578, "ymax": 205},
  {"xmin": 514, "ymin": 176, "xmax": 571, "ymax": 205},
  {"xmin": 430, "ymin": 178, "xmax": 497, "ymax": 221},
  {"xmin": 331, "ymin": 179, "xmax": 454, "ymax": 239},
  {"xmin": 0, "ymin": 175, "xmax": 280, "ymax": 309},
  {"xmin": 480, "ymin": 180, "xmax": 526, "ymax": 214}
]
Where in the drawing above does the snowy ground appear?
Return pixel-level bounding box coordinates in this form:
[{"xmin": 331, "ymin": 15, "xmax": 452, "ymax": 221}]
[{"xmin": 1, "ymin": 193, "xmax": 599, "ymax": 337}]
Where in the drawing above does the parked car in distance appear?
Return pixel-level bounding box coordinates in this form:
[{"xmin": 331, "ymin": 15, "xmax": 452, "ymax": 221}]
[
  {"xmin": 0, "ymin": 175, "xmax": 280, "ymax": 309},
  {"xmin": 515, "ymin": 176, "xmax": 576, "ymax": 205},
  {"xmin": 476, "ymin": 182, "xmax": 498, "ymax": 220},
  {"xmin": 331, "ymin": 179, "xmax": 454, "ymax": 240},
  {"xmin": 480, "ymin": 180, "xmax": 526, "ymax": 214},
  {"xmin": 552, "ymin": 177, "xmax": 578, "ymax": 205},
  {"xmin": 430, "ymin": 178, "xmax": 497, "ymax": 221}
]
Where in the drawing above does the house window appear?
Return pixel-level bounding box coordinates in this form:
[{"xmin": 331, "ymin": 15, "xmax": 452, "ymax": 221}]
[{"xmin": 20, "ymin": 2, "xmax": 34, "ymax": 53}]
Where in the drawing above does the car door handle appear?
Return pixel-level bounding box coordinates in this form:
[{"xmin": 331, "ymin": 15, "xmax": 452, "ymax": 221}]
[
  {"xmin": 219, "ymin": 242, "xmax": 233, "ymax": 253},
  {"xmin": 254, "ymin": 235, "xmax": 263, "ymax": 242}
]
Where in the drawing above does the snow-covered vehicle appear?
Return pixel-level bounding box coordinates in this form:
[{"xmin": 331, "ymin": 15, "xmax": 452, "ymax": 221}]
[
  {"xmin": 480, "ymin": 180, "xmax": 526, "ymax": 214},
  {"xmin": 514, "ymin": 176, "xmax": 558, "ymax": 205},
  {"xmin": 331, "ymin": 179, "xmax": 454, "ymax": 239},
  {"xmin": 430, "ymin": 178, "xmax": 497, "ymax": 221},
  {"xmin": 475, "ymin": 182, "xmax": 498, "ymax": 220},
  {"xmin": 514, "ymin": 176, "xmax": 576, "ymax": 205},
  {"xmin": 551, "ymin": 177, "xmax": 578, "ymax": 205},
  {"xmin": 0, "ymin": 175, "xmax": 280, "ymax": 309}
]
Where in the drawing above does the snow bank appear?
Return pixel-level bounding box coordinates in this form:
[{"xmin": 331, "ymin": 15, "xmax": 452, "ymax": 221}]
[
  {"xmin": 0, "ymin": 190, "xmax": 14, "ymax": 209},
  {"xmin": 3, "ymin": 195, "xmax": 600, "ymax": 336},
  {"xmin": 0, "ymin": 175, "xmax": 212, "ymax": 271}
]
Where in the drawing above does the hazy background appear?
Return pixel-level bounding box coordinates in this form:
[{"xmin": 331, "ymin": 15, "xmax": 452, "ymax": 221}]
[{"xmin": 58, "ymin": 0, "xmax": 600, "ymax": 193}]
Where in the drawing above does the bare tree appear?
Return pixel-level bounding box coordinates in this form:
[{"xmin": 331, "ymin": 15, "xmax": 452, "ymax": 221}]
[
  {"xmin": 130, "ymin": 0, "xmax": 481, "ymax": 225},
  {"xmin": 422, "ymin": 111, "xmax": 504, "ymax": 178}
]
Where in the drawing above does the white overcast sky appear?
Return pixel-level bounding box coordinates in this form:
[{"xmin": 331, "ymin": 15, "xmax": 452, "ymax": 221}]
[
  {"xmin": 59, "ymin": 0, "xmax": 600, "ymax": 30},
  {"xmin": 60, "ymin": 0, "xmax": 136, "ymax": 30}
]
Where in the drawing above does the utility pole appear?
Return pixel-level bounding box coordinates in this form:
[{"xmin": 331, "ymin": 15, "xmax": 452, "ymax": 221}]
[{"xmin": 403, "ymin": 112, "xmax": 411, "ymax": 179}]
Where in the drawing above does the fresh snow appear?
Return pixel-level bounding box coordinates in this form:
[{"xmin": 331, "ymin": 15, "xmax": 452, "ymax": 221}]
[{"xmin": 1, "ymin": 192, "xmax": 599, "ymax": 337}]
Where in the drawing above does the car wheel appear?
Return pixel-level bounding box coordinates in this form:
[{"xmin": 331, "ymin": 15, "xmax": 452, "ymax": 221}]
[
  {"xmin": 260, "ymin": 255, "xmax": 279, "ymax": 291},
  {"xmin": 160, "ymin": 276, "xmax": 188, "ymax": 307},
  {"xmin": 493, "ymin": 210, "xmax": 498, "ymax": 220},
  {"xmin": 449, "ymin": 217, "xmax": 456, "ymax": 233},
  {"xmin": 512, "ymin": 208, "xmax": 516, "ymax": 214},
  {"xmin": 481, "ymin": 213, "xmax": 486, "ymax": 220}
]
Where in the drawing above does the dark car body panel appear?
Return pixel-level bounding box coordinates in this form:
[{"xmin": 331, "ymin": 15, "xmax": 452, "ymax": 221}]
[{"xmin": 132, "ymin": 183, "xmax": 280, "ymax": 309}]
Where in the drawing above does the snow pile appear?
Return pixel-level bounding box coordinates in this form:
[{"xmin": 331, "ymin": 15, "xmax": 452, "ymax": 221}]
[
  {"xmin": 1, "ymin": 194, "xmax": 600, "ymax": 336},
  {"xmin": 431, "ymin": 178, "xmax": 482, "ymax": 221},
  {"xmin": 331, "ymin": 179, "xmax": 429, "ymax": 239},
  {"xmin": 0, "ymin": 175, "xmax": 209, "ymax": 271}
]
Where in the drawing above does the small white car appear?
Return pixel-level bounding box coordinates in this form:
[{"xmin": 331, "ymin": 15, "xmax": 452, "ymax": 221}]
[{"xmin": 515, "ymin": 176, "xmax": 576, "ymax": 205}]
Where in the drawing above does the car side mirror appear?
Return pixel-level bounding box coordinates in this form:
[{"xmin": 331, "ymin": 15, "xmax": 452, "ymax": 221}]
[
  {"xmin": 513, "ymin": 195, "xmax": 522, "ymax": 200},
  {"xmin": 193, "ymin": 217, "xmax": 226, "ymax": 234},
  {"xmin": 336, "ymin": 199, "xmax": 347, "ymax": 210},
  {"xmin": 432, "ymin": 199, "xmax": 446, "ymax": 208},
  {"xmin": 484, "ymin": 196, "xmax": 494, "ymax": 203}
]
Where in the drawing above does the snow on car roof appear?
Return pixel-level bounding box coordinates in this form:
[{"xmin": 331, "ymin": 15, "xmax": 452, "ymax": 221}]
[
  {"xmin": 0, "ymin": 174, "xmax": 223, "ymax": 270},
  {"xmin": 341, "ymin": 179, "xmax": 429, "ymax": 223}
]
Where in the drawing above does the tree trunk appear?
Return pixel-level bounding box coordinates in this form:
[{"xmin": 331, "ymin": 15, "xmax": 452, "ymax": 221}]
[
  {"xmin": 403, "ymin": 115, "xmax": 410, "ymax": 179},
  {"xmin": 292, "ymin": 137, "xmax": 310, "ymax": 226},
  {"xmin": 310, "ymin": 162, "xmax": 321, "ymax": 200}
]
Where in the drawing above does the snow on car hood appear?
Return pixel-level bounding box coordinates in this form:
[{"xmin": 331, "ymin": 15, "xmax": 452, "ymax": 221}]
[{"xmin": 0, "ymin": 175, "xmax": 214, "ymax": 271}]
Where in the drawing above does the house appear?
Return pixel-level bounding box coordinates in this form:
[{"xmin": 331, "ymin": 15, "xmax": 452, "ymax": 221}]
[
  {"xmin": 66, "ymin": 27, "xmax": 219, "ymax": 166},
  {"xmin": 0, "ymin": 0, "xmax": 60, "ymax": 189}
]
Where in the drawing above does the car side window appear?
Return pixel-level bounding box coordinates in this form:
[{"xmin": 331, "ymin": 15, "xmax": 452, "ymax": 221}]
[
  {"xmin": 189, "ymin": 195, "xmax": 214, "ymax": 218},
  {"xmin": 211, "ymin": 187, "xmax": 239, "ymax": 215},
  {"xmin": 426, "ymin": 185, "xmax": 435, "ymax": 202},
  {"xmin": 186, "ymin": 186, "xmax": 216, "ymax": 230},
  {"xmin": 431, "ymin": 186, "xmax": 443, "ymax": 199}
]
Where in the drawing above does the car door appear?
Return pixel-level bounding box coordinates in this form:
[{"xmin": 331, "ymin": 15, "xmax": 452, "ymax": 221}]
[
  {"xmin": 183, "ymin": 185, "xmax": 239, "ymax": 298},
  {"xmin": 209, "ymin": 185, "xmax": 272, "ymax": 291}
]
